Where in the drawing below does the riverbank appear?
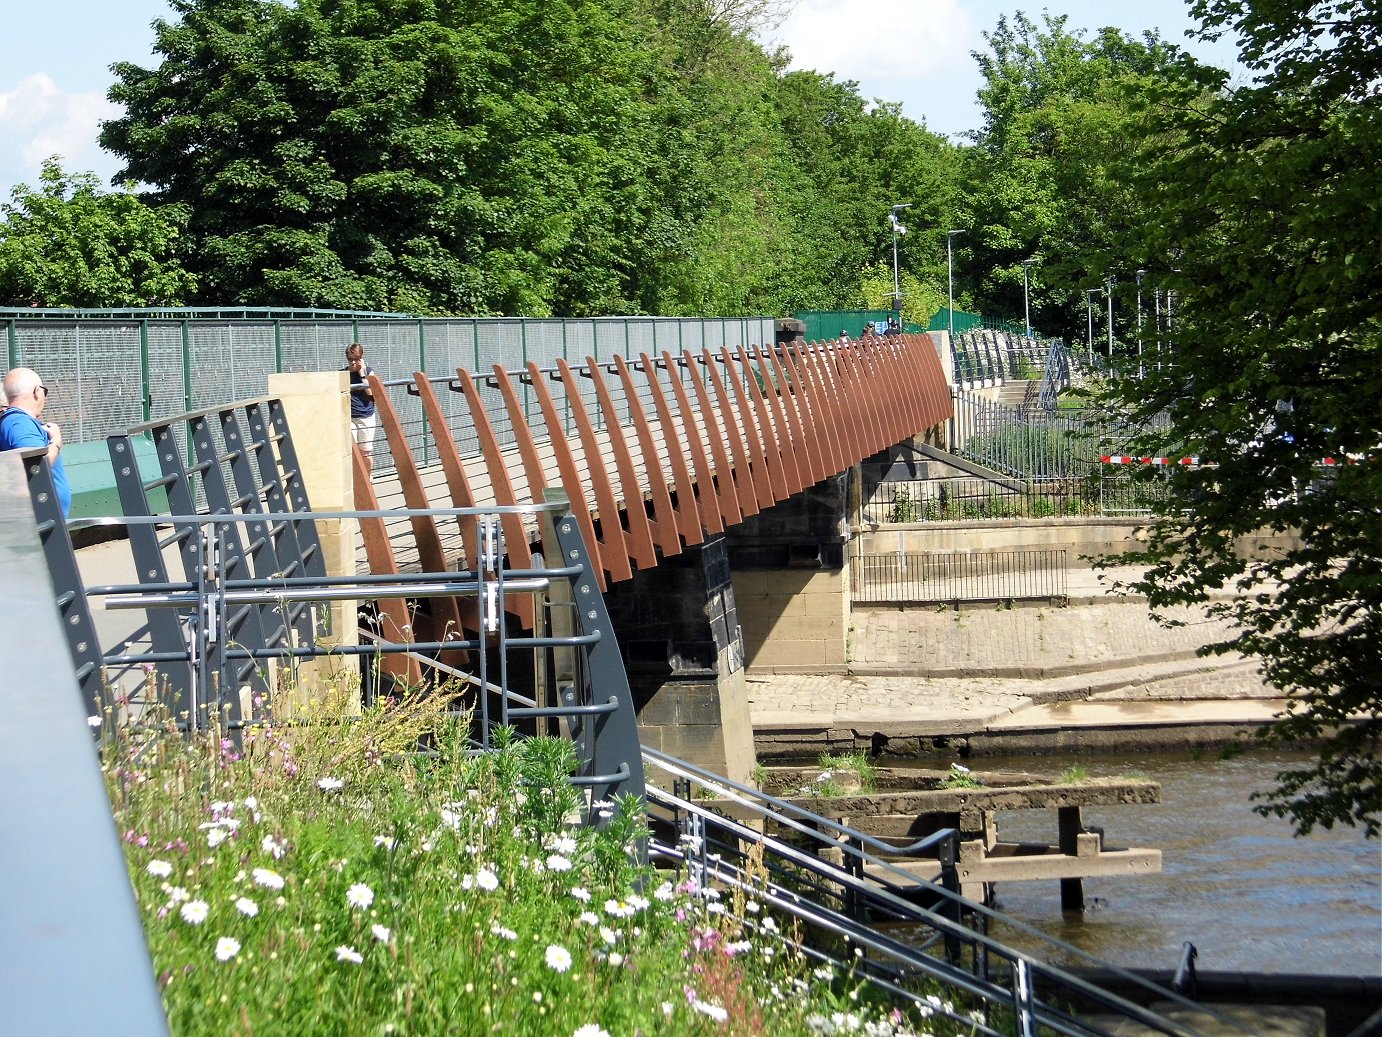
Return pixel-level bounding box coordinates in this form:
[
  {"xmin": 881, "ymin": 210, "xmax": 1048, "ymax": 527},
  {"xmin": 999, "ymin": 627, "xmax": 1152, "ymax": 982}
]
[{"xmin": 746, "ymin": 567, "xmax": 1286, "ymax": 761}]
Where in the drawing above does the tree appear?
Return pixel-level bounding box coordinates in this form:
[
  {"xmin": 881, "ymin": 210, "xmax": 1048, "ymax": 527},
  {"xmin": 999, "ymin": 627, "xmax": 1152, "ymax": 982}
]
[
  {"xmin": 963, "ymin": 13, "xmax": 1182, "ymax": 341},
  {"xmin": 1106, "ymin": 0, "xmax": 1382, "ymax": 835},
  {"xmin": 101, "ymin": 0, "xmax": 731, "ymax": 315},
  {"xmin": 856, "ymin": 261, "xmax": 942, "ymax": 329},
  {"xmin": 0, "ymin": 158, "xmax": 196, "ymax": 307}
]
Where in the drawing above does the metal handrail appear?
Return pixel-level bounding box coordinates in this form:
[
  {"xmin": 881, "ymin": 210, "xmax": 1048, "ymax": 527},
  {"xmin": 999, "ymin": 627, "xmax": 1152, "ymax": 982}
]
[{"xmin": 643, "ymin": 759, "xmax": 1259, "ymax": 1037}]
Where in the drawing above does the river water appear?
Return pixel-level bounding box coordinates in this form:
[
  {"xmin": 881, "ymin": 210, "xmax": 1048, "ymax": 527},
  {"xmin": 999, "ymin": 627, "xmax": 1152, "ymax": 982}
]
[{"xmin": 942, "ymin": 749, "xmax": 1381, "ymax": 977}]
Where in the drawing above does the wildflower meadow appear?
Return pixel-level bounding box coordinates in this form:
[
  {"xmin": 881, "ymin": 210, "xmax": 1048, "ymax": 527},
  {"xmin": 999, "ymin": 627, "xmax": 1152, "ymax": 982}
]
[{"xmin": 100, "ymin": 686, "xmax": 982, "ymax": 1036}]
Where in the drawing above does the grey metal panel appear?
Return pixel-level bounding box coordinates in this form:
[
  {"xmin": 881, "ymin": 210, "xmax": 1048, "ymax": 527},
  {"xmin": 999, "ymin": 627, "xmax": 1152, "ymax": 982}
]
[
  {"xmin": 476, "ymin": 319, "xmax": 523, "ymax": 371},
  {"xmin": 0, "ymin": 452, "xmax": 171, "ymax": 1037},
  {"xmin": 591, "ymin": 319, "xmax": 626, "ymax": 363},
  {"xmin": 148, "ymin": 322, "xmax": 188, "ymax": 418}
]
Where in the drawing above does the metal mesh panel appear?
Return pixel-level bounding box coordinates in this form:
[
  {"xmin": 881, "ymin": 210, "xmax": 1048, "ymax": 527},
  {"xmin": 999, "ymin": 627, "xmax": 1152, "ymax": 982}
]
[
  {"xmin": 625, "ymin": 319, "xmax": 656, "ymax": 357},
  {"xmin": 421, "ymin": 319, "xmax": 479, "ymax": 374},
  {"xmin": 6, "ymin": 313, "xmax": 776, "ymax": 449},
  {"xmin": 563, "ymin": 321, "xmax": 596, "ymax": 365},
  {"xmin": 147, "ymin": 323, "xmax": 187, "ymax": 424},
  {"xmin": 278, "ymin": 321, "xmax": 346, "ymax": 372},
  {"xmin": 187, "ymin": 323, "xmax": 276, "ymax": 408},
  {"xmin": 475, "ymin": 321, "xmax": 523, "ymax": 372},
  {"xmin": 522, "ymin": 320, "xmax": 568, "ymax": 370}
]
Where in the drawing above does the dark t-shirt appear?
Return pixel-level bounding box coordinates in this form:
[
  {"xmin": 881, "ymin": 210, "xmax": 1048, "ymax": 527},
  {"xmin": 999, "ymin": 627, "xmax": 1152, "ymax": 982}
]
[{"xmin": 346, "ymin": 365, "xmax": 376, "ymax": 418}]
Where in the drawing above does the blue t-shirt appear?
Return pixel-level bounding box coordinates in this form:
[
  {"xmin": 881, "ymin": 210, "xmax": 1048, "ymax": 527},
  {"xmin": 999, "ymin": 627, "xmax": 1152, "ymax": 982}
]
[{"xmin": 0, "ymin": 407, "xmax": 72, "ymax": 516}]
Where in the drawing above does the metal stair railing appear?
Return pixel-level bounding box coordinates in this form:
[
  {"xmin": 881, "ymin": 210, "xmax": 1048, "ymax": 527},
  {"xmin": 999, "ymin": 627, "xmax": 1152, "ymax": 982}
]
[{"xmin": 638, "ymin": 749, "xmax": 1267, "ymax": 1037}]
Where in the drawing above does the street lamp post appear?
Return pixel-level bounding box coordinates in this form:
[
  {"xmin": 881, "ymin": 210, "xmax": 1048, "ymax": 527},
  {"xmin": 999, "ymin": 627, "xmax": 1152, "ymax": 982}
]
[
  {"xmin": 1106, "ymin": 275, "xmax": 1115, "ymax": 359},
  {"xmin": 1021, "ymin": 258, "xmax": 1036, "ymax": 339},
  {"xmin": 1135, "ymin": 269, "xmax": 1146, "ymax": 378},
  {"xmin": 889, "ymin": 204, "xmax": 911, "ymax": 311},
  {"xmin": 1085, "ymin": 287, "xmax": 1102, "ymax": 363},
  {"xmin": 946, "ymin": 229, "xmax": 964, "ymax": 341}
]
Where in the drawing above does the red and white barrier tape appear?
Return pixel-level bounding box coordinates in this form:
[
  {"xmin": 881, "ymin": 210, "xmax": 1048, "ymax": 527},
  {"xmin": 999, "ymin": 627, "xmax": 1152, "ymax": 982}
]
[{"xmin": 1100, "ymin": 455, "xmax": 1200, "ymax": 466}]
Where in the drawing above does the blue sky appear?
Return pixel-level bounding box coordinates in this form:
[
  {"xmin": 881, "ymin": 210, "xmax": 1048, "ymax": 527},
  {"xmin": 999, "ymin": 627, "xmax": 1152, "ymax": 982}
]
[{"xmin": 0, "ymin": 1, "xmax": 1247, "ymax": 203}]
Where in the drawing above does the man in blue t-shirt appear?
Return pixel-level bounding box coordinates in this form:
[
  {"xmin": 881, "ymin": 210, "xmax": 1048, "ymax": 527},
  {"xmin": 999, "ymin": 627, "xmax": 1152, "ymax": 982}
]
[{"xmin": 1, "ymin": 366, "xmax": 71, "ymax": 516}]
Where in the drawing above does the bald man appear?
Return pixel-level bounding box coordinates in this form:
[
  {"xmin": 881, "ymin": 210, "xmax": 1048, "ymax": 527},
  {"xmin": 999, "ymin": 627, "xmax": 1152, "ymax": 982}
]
[{"xmin": 1, "ymin": 367, "xmax": 71, "ymax": 516}]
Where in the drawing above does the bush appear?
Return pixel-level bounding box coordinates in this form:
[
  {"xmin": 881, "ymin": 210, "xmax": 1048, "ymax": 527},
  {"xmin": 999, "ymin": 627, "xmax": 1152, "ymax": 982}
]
[{"xmin": 100, "ymin": 687, "xmax": 973, "ymax": 1037}]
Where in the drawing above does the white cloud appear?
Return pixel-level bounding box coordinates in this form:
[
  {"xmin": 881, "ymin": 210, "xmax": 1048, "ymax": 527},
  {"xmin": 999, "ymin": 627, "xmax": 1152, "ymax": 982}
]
[
  {"xmin": 0, "ymin": 73, "xmax": 123, "ymax": 198},
  {"xmin": 770, "ymin": 0, "xmax": 978, "ymax": 85}
]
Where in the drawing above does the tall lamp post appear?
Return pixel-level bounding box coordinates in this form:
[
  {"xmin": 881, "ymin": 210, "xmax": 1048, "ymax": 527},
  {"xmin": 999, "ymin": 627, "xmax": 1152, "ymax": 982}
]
[
  {"xmin": 946, "ymin": 229, "xmax": 965, "ymax": 341},
  {"xmin": 1135, "ymin": 269, "xmax": 1146, "ymax": 378},
  {"xmin": 889, "ymin": 204, "xmax": 911, "ymax": 311},
  {"xmin": 1106, "ymin": 275, "xmax": 1115, "ymax": 359},
  {"xmin": 1021, "ymin": 258, "xmax": 1036, "ymax": 339},
  {"xmin": 1085, "ymin": 287, "xmax": 1102, "ymax": 363}
]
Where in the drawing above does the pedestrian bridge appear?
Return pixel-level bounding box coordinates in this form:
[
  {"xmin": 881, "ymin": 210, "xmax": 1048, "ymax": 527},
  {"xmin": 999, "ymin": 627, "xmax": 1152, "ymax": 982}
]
[{"xmin": 354, "ymin": 334, "xmax": 952, "ymax": 594}]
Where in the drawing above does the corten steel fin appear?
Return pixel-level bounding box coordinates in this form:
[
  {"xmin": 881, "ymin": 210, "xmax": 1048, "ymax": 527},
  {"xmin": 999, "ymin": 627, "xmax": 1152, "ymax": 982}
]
[
  {"xmin": 829, "ymin": 345, "xmax": 862, "ymax": 459},
  {"xmin": 554, "ymin": 358, "xmax": 641, "ymax": 577},
  {"xmin": 880, "ymin": 338, "xmax": 912, "ymax": 441},
  {"xmin": 799, "ymin": 343, "xmax": 846, "ymax": 476},
  {"xmin": 368, "ymin": 373, "xmax": 472, "ymax": 652},
  {"xmin": 523, "ymin": 361, "xmax": 620, "ymax": 588},
  {"xmin": 612, "ymin": 355, "xmax": 681, "ymax": 558},
  {"xmin": 903, "ymin": 334, "xmax": 952, "ymax": 434},
  {"xmin": 894, "ymin": 336, "xmax": 926, "ymax": 436},
  {"xmin": 895, "ymin": 336, "xmax": 927, "ymax": 436},
  {"xmin": 699, "ymin": 349, "xmax": 765, "ymax": 515},
  {"xmin": 681, "ymin": 353, "xmax": 744, "ymax": 524},
  {"xmin": 413, "ymin": 374, "xmax": 480, "ymax": 568},
  {"xmin": 351, "ymin": 441, "xmax": 424, "ymax": 688},
  {"xmin": 764, "ymin": 344, "xmax": 821, "ymax": 488},
  {"xmin": 453, "ymin": 369, "xmax": 536, "ymax": 629},
  {"xmin": 637, "ymin": 353, "xmax": 704, "ymax": 547},
  {"xmin": 773, "ymin": 343, "xmax": 824, "ymax": 486},
  {"xmin": 491, "ymin": 365, "xmax": 550, "ymax": 504},
  {"xmin": 581, "ymin": 357, "xmax": 658, "ymax": 570},
  {"xmin": 720, "ymin": 346, "xmax": 781, "ymax": 505},
  {"xmin": 829, "ymin": 343, "xmax": 867, "ymax": 466},
  {"xmin": 742, "ymin": 345, "xmax": 799, "ymax": 497},
  {"xmin": 856, "ymin": 345, "xmax": 888, "ymax": 452},
  {"xmin": 828, "ymin": 344, "xmax": 867, "ymax": 465},
  {"xmin": 658, "ymin": 351, "xmax": 725, "ymax": 535},
  {"xmin": 862, "ymin": 345, "xmax": 891, "ymax": 451}
]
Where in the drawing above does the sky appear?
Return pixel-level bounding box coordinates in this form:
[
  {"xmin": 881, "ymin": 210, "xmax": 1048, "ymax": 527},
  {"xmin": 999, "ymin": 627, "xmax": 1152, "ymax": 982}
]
[{"xmin": 0, "ymin": 1, "xmax": 1248, "ymax": 204}]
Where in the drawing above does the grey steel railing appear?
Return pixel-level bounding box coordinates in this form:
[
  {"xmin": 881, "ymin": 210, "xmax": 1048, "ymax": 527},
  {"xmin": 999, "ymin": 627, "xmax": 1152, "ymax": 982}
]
[
  {"xmin": 850, "ymin": 549, "xmax": 1069, "ymax": 604},
  {"xmin": 639, "ymin": 750, "xmax": 1259, "ymax": 1037},
  {"xmin": 951, "ymin": 394, "xmax": 1100, "ymax": 480},
  {"xmin": 1037, "ymin": 339, "xmax": 1073, "ymax": 411}
]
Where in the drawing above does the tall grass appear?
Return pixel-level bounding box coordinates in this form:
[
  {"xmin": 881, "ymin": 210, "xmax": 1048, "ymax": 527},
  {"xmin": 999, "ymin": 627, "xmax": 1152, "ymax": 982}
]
[{"xmin": 100, "ymin": 685, "xmax": 981, "ymax": 1036}]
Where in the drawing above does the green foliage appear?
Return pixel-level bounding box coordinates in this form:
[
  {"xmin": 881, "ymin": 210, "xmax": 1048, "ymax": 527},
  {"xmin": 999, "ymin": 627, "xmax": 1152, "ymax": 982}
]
[
  {"xmin": 888, "ymin": 487, "xmax": 919, "ymax": 524},
  {"xmin": 856, "ymin": 260, "xmax": 943, "ymax": 329},
  {"xmin": 1058, "ymin": 764, "xmax": 1090, "ymax": 784},
  {"xmin": 96, "ymin": 0, "xmax": 962, "ymax": 316},
  {"xmin": 817, "ymin": 751, "xmax": 878, "ymax": 793},
  {"xmin": 937, "ymin": 764, "xmax": 983, "ymax": 790},
  {"xmin": 0, "ymin": 158, "xmax": 197, "ymax": 306},
  {"xmin": 1104, "ymin": 0, "xmax": 1382, "ymax": 836},
  {"xmin": 102, "ymin": 690, "xmax": 963, "ymax": 1035},
  {"xmin": 963, "ymin": 13, "xmax": 1183, "ymax": 341}
]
